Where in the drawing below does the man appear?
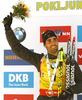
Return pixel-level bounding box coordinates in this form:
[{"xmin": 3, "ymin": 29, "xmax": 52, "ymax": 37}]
[{"xmin": 3, "ymin": 13, "xmax": 82, "ymax": 100}]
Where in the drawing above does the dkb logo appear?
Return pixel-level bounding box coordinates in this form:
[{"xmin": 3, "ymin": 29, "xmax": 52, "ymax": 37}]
[{"xmin": 4, "ymin": 72, "xmax": 34, "ymax": 88}]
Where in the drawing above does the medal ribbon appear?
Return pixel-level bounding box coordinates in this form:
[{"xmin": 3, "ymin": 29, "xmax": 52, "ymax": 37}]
[{"xmin": 46, "ymin": 54, "xmax": 59, "ymax": 90}]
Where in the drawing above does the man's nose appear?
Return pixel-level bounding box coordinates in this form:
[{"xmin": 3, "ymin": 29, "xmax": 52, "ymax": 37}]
[{"xmin": 51, "ymin": 40, "xmax": 55, "ymax": 45}]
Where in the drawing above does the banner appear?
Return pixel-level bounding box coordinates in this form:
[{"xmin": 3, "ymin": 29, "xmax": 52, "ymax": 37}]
[{"xmin": 0, "ymin": 0, "xmax": 82, "ymax": 100}]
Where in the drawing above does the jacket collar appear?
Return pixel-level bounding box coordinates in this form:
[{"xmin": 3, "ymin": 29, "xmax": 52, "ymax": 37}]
[{"xmin": 48, "ymin": 53, "xmax": 57, "ymax": 59}]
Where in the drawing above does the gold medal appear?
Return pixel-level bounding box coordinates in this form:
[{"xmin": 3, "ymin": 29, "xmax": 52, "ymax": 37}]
[{"xmin": 46, "ymin": 90, "xmax": 54, "ymax": 97}]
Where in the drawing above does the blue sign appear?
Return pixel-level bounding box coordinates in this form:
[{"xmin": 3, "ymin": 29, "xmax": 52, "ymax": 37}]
[
  {"xmin": 77, "ymin": 26, "xmax": 82, "ymax": 42},
  {"xmin": 4, "ymin": 50, "xmax": 34, "ymax": 65},
  {"xmin": 4, "ymin": 72, "xmax": 34, "ymax": 88},
  {"xmin": 77, "ymin": 95, "xmax": 82, "ymax": 100}
]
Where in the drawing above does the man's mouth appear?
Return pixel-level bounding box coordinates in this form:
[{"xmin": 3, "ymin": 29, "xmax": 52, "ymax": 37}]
[{"xmin": 51, "ymin": 45, "xmax": 56, "ymax": 49}]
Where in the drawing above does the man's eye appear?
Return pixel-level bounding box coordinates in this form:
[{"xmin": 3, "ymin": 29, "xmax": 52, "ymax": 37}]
[
  {"xmin": 48, "ymin": 39, "xmax": 51, "ymax": 42},
  {"xmin": 54, "ymin": 38, "xmax": 57, "ymax": 41}
]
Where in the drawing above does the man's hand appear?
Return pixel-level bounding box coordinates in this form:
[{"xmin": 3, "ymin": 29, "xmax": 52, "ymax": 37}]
[
  {"xmin": 3, "ymin": 12, "xmax": 13, "ymax": 30},
  {"xmin": 57, "ymin": 88, "xmax": 73, "ymax": 100}
]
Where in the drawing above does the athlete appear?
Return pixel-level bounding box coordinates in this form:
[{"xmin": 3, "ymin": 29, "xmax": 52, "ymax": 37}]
[{"xmin": 3, "ymin": 13, "xmax": 82, "ymax": 100}]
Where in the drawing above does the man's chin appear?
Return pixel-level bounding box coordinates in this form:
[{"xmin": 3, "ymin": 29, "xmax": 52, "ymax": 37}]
[{"xmin": 51, "ymin": 50, "xmax": 58, "ymax": 54}]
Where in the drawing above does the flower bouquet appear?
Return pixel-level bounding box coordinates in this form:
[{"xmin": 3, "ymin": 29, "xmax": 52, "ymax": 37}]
[{"xmin": 2, "ymin": 1, "xmax": 29, "ymax": 25}]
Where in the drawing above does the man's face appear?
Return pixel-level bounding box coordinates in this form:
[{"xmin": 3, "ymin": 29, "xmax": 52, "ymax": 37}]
[{"xmin": 44, "ymin": 36, "xmax": 58, "ymax": 55}]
